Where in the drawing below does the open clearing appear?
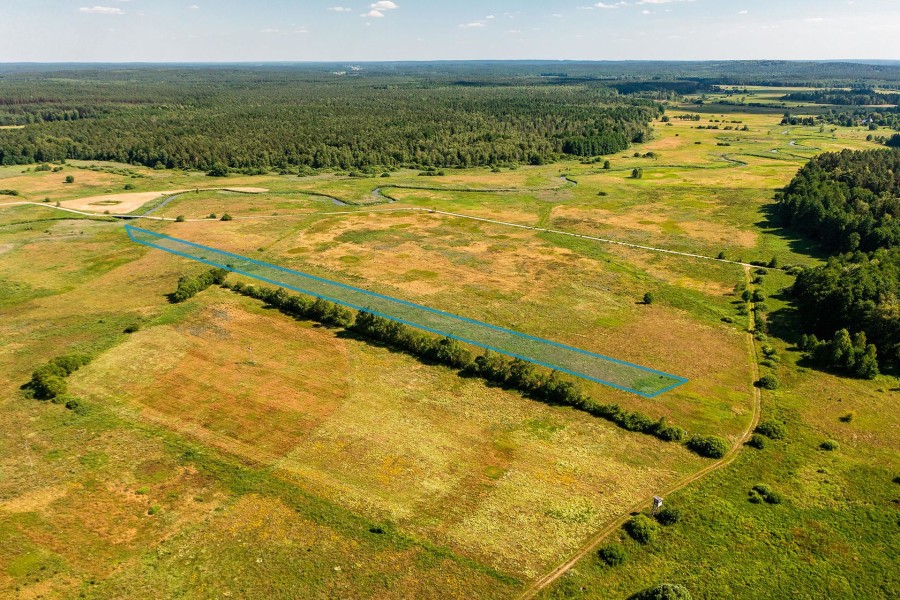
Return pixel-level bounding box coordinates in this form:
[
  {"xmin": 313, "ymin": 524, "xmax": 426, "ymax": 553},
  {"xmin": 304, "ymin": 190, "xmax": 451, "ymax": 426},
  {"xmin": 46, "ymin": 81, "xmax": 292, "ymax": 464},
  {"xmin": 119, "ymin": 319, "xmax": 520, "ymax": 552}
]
[{"xmin": 2, "ymin": 88, "xmax": 897, "ymax": 599}]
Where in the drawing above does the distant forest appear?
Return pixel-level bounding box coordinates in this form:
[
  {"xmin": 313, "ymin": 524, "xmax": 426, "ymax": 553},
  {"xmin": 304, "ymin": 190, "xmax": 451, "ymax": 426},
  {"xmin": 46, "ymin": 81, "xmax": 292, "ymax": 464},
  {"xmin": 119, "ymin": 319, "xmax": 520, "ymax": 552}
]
[
  {"xmin": 0, "ymin": 69, "xmax": 663, "ymax": 171},
  {"xmin": 3, "ymin": 62, "xmax": 900, "ymax": 172},
  {"xmin": 776, "ymin": 149, "xmax": 900, "ymax": 371},
  {"xmin": 782, "ymin": 88, "xmax": 900, "ymax": 106}
]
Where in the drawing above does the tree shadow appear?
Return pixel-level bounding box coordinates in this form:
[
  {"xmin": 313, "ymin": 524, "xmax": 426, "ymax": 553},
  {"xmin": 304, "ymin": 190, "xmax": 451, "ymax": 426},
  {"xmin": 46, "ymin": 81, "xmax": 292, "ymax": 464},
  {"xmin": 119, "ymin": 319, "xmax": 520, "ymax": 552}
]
[{"xmin": 755, "ymin": 203, "xmax": 830, "ymax": 262}]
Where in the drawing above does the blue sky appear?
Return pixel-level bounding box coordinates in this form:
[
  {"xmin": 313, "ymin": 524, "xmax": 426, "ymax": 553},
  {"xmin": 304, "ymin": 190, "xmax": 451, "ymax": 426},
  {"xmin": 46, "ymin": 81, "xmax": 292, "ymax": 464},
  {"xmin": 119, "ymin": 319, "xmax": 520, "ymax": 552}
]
[{"xmin": 1, "ymin": 0, "xmax": 898, "ymax": 62}]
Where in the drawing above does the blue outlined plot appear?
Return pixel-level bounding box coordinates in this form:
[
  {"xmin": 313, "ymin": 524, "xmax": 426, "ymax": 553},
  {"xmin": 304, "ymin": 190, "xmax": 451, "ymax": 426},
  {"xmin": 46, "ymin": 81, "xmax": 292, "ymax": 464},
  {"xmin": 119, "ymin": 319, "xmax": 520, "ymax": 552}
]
[{"xmin": 126, "ymin": 225, "xmax": 688, "ymax": 397}]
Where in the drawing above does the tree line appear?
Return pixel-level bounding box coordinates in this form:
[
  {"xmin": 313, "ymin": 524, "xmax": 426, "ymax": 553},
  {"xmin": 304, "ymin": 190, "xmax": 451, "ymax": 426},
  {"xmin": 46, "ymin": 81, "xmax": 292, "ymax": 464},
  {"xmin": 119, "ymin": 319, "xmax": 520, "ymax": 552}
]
[
  {"xmin": 776, "ymin": 149, "xmax": 900, "ymax": 372},
  {"xmin": 781, "ymin": 89, "xmax": 900, "ymax": 106}
]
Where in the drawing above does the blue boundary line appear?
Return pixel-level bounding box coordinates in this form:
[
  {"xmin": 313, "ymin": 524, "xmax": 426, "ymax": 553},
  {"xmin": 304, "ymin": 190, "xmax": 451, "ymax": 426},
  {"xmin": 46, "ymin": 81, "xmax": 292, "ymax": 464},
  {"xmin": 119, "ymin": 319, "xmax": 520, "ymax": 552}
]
[{"xmin": 126, "ymin": 225, "xmax": 688, "ymax": 398}]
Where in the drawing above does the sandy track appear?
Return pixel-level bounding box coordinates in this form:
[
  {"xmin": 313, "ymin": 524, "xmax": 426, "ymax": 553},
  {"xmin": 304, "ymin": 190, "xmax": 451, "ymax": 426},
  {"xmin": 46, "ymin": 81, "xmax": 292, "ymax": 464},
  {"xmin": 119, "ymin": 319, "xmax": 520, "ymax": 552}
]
[
  {"xmin": 60, "ymin": 187, "xmax": 270, "ymax": 214},
  {"xmin": 62, "ymin": 191, "xmax": 188, "ymax": 213}
]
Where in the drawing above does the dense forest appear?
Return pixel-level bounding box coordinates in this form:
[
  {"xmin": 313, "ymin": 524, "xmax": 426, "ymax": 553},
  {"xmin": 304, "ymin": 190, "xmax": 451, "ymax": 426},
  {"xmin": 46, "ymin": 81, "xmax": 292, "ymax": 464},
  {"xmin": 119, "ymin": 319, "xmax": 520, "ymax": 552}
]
[
  {"xmin": 781, "ymin": 88, "xmax": 900, "ymax": 105},
  {"xmin": 776, "ymin": 149, "xmax": 900, "ymax": 370},
  {"xmin": 0, "ymin": 68, "xmax": 661, "ymax": 170}
]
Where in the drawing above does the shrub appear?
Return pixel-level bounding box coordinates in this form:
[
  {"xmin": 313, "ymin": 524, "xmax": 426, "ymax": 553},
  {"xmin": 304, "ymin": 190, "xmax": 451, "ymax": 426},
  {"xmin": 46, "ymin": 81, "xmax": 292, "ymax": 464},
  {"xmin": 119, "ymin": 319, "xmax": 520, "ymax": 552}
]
[
  {"xmin": 30, "ymin": 371, "xmax": 67, "ymax": 400},
  {"xmin": 124, "ymin": 183, "xmax": 135, "ymax": 190},
  {"xmin": 839, "ymin": 412, "xmax": 855, "ymax": 423},
  {"xmin": 171, "ymin": 268, "xmax": 228, "ymax": 302},
  {"xmin": 751, "ymin": 484, "xmax": 784, "ymax": 504},
  {"xmin": 123, "ymin": 323, "xmax": 141, "ymax": 334},
  {"xmin": 220, "ymin": 213, "xmax": 233, "ymax": 221},
  {"xmin": 757, "ymin": 374, "xmax": 779, "ymax": 390},
  {"xmin": 65, "ymin": 398, "xmax": 89, "ymax": 415},
  {"xmin": 175, "ymin": 215, "xmax": 186, "ymax": 222},
  {"xmin": 631, "ymin": 167, "xmax": 644, "ymax": 179},
  {"xmin": 820, "ymin": 439, "xmax": 839, "ymax": 451},
  {"xmin": 597, "ymin": 543, "xmax": 627, "ymax": 566},
  {"xmin": 755, "ymin": 420, "xmax": 786, "ymax": 440},
  {"xmin": 147, "ymin": 505, "xmax": 160, "ymax": 515},
  {"xmin": 643, "ymin": 292, "xmax": 654, "ymax": 305},
  {"xmin": 64, "ymin": 175, "xmax": 74, "ymax": 184},
  {"xmin": 747, "ymin": 433, "xmax": 767, "ymax": 449},
  {"xmin": 685, "ymin": 434, "xmax": 729, "ymax": 459},
  {"xmin": 654, "ymin": 507, "xmax": 681, "ymax": 526},
  {"xmin": 627, "ymin": 583, "xmax": 693, "ymax": 600},
  {"xmin": 624, "ymin": 514, "xmax": 659, "ymax": 545}
]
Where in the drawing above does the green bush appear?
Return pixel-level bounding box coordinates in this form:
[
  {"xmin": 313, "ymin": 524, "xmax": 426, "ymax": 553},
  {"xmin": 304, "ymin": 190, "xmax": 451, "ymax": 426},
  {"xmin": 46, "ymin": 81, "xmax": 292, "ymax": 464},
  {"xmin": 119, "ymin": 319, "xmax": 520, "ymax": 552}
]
[
  {"xmin": 171, "ymin": 268, "xmax": 228, "ymax": 303},
  {"xmin": 751, "ymin": 484, "xmax": 784, "ymax": 505},
  {"xmin": 654, "ymin": 507, "xmax": 681, "ymax": 525},
  {"xmin": 123, "ymin": 323, "xmax": 141, "ymax": 334},
  {"xmin": 175, "ymin": 215, "xmax": 186, "ymax": 222},
  {"xmin": 820, "ymin": 439, "xmax": 839, "ymax": 451},
  {"xmin": 685, "ymin": 434, "xmax": 729, "ymax": 459},
  {"xmin": 624, "ymin": 514, "xmax": 659, "ymax": 545},
  {"xmin": 65, "ymin": 398, "xmax": 89, "ymax": 415},
  {"xmin": 220, "ymin": 213, "xmax": 233, "ymax": 221},
  {"xmin": 757, "ymin": 374, "xmax": 779, "ymax": 390},
  {"xmin": 643, "ymin": 292, "xmax": 654, "ymax": 305},
  {"xmin": 597, "ymin": 543, "xmax": 627, "ymax": 566},
  {"xmin": 627, "ymin": 583, "xmax": 693, "ymax": 600},
  {"xmin": 30, "ymin": 371, "xmax": 67, "ymax": 400},
  {"xmin": 755, "ymin": 420, "xmax": 786, "ymax": 440},
  {"xmin": 747, "ymin": 433, "xmax": 767, "ymax": 449}
]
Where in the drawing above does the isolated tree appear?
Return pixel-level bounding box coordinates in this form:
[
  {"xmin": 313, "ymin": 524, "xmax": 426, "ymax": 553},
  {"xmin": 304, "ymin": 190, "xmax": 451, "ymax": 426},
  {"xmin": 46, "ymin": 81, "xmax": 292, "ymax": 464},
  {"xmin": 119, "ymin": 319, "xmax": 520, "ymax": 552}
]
[
  {"xmin": 64, "ymin": 175, "xmax": 74, "ymax": 183},
  {"xmin": 643, "ymin": 292, "xmax": 654, "ymax": 305},
  {"xmin": 631, "ymin": 167, "xmax": 644, "ymax": 179}
]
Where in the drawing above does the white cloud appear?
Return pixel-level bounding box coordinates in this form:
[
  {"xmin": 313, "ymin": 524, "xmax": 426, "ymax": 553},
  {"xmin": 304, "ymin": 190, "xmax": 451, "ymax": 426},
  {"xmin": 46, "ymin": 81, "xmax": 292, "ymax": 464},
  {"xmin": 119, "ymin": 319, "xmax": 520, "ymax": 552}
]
[
  {"xmin": 738, "ymin": 10, "xmax": 749, "ymax": 15},
  {"xmin": 485, "ymin": 15, "xmax": 495, "ymax": 19},
  {"xmin": 188, "ymin": 4, "xmax": 199, "ymax": 9},
  {"xmin": 329, "ymin": 6, "xmax": 352, "ymax": 12},
  {"xmin": 362, "ymin": 1, "xmax": 398, "ymax": 18},
  {"xmin": 592, "ymin": 2, "xmax": 628, "ymax": 8},
  {"xmin": 459, "ymin": 22, "xmax": 486, "ymax": 29},
  {"xmin": 78, "ymin": 6, "xmax": 124, "ymax": 14}
]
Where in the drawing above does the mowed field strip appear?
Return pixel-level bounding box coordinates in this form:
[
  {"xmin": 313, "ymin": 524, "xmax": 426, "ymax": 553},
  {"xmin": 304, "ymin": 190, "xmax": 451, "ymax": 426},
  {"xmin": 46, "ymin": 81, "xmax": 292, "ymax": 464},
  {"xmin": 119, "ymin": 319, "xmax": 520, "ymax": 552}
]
[{"xmin": 126, "ymin": 224, "xmax": 688, "ymax": 397}]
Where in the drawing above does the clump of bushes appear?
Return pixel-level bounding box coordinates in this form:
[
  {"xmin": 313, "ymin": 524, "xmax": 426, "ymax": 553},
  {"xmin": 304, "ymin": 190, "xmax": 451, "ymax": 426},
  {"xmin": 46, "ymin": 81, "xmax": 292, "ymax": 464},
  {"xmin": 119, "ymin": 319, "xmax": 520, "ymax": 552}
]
[
  {"xmin": 747, "ymin": 433, "xmax": 767, "ymax": 449},
  {"xmin": 799, "ymin": 329, "xmax": 879, "ymax": 380},
  {"xmin": 171, "ymin": 268, "xmax": 228, "ymax": 303},
  {"xmin": 28, "ymin": 354, "xmax": 92, "ymax": 400},
  {"xmin": 755, "ymin": 420, "xmax": 786, "ymax": 440},
  {"xmin": 757, "ymin": 374, "xmax": 780, "ymax": 390},
  {"xmin": 820, "ymin": 439, "xmax": 840, "ymax": 451},
  {"xmin": 628, "ymin": 583, "xmax": 693, "ymax": 600},
  {"xmin": 624, "ymin": 514, "xmax": 659, "ymax": 545},
  {"xmin": 220, "ymin": 213, "xmax": 233, "ymax": 221},
  {"xmin": 654, "ymin": 507, "xmax": 681, "ymax": 526},
  {"xmin": 685, "ymin": 434, "xmax": 729, "ymax": 459},
  {"xmin": 749, "ymin": 484, "xmax": 784, "ymax": 504},
  {"xmin": 597, "ymin": 543, "xmax": 627, "ymax": 566}
]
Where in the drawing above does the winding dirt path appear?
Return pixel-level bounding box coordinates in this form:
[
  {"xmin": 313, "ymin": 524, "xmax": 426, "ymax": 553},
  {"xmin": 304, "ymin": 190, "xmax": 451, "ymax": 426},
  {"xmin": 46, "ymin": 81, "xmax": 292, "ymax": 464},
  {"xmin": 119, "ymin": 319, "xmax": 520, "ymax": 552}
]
[{"xmin": 518, "ymin": 265, "xmax": 762, "ymax": 599}]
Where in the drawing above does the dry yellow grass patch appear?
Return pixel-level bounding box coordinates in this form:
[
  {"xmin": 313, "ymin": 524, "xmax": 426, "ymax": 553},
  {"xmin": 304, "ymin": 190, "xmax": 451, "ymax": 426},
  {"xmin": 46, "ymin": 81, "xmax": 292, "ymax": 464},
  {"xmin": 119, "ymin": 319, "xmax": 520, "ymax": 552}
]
[{"xmin": 72, "ymin": 301, "xmax": 350, "ymax": 458}]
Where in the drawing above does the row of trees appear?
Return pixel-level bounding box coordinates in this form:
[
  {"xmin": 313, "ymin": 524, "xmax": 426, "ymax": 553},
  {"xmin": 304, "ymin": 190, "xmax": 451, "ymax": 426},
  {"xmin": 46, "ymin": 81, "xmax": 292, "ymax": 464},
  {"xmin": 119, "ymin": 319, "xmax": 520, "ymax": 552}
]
[
  {"xmin": 215, "ymin": 279, "xmax": 721, "ymax": 454},
  {"xmin": 781, "ymin": 89, "xmax": 900, "ymax": 106},
  {"xmin": 777, "ymin": 149, "xmax": 900, "ymax": 371}
]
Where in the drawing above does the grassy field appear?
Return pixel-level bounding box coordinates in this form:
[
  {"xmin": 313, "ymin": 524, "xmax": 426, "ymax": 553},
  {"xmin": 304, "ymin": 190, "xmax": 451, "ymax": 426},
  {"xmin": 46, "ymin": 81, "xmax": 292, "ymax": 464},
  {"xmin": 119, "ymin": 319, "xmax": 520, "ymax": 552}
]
[{"xmin": 1, "ymin": 89, "xmax": 897, "ymax": 599}]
